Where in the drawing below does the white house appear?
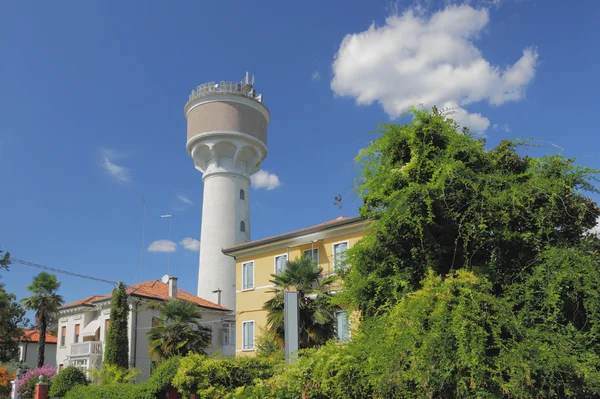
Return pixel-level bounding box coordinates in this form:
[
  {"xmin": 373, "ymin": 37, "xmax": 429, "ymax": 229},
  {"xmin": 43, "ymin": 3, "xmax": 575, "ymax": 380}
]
[
  {"xmin": 18, "ymin": 329, "xmax": 57, "ymax": 368},
  {"xmin": 56, "ymin": 277, "xmax": 234, "ymax": 381}
]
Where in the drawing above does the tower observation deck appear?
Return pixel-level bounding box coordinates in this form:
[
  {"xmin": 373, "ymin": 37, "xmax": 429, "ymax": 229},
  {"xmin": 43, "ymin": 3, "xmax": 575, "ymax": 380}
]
[{"xmin": 184, "ymin": 72, "xmax": 270, "ymax": 311}]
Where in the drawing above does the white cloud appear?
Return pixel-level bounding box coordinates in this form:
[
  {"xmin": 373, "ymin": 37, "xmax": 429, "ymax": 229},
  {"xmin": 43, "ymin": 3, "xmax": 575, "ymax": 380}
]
[
  {"xmin": 588, "ymin": 217, "xmax": 600, "ymax": 236},
  {"xmin": 503, "ymin": 123, "xmax": 511, "ymax": 133},
  {"xmin": 177, "ymin": 194, "xmax": 194, "ymax": 205},
  {"xmin": 180, "ymin": 237, "xmax": 200, "ymax": 251},
  {"xmin": 100, "ymin": 148, "xmax": 131, "ymax": 184},
  {"xmin": 312, "ymin": 71, "xmax": 321, "ymax": 81},
  {"xmin": 251, "ymin": 169, "xmax": 281, "ymax": 190},
  {"xmin": 148, "ymin": 240, "xmax": 176, "ymax": 253},
  {"xmin": 331, "ymin": 5, "xmax": 538, "ymax": 133}
]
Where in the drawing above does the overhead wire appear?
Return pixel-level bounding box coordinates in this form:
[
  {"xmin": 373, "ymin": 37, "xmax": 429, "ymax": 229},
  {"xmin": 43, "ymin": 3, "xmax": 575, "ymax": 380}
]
[{"xmin": 11, "ymin": 257, "xmax": 118, "ymax": 287}]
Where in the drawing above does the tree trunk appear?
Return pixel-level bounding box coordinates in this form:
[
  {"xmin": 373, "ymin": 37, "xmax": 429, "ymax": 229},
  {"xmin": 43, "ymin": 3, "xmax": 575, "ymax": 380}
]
[{"xmin": 38, "ymin": 312, "xmax": 46, "ymax": 368}]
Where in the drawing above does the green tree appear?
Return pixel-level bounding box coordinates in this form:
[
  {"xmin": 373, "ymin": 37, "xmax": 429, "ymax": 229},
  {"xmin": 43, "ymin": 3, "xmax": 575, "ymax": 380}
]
[
  {"xmin": 344, "ymin": 107, "xmax": 599, "ymax": 317},
  {"xmin": 0, "ymin": 250, "xmax": 10, "ymax": 273},
  {"xmin": 49, "ymin": 366, "xmax": 88, "ymax": 397},
  {"xmin": 0, "ymin": 284, "xmax": 27, "ymax": 362},
  {"xmin": 21, "ymin": 272, "xmax": 63, "ymax": 367},
  {"xmin": 147, "ymin": 299, "xmax": 212, "ymax": 360},
  {"xmin": 104, "ymin": 282, "xmax": 129, "ymax": 368},
  {"xmin": 263, "ymin": 257, "xmax": 337, "ymax": 349}
]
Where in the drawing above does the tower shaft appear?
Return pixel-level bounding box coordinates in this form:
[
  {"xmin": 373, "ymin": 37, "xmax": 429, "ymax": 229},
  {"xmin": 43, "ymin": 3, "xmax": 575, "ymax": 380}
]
[{"xmin": 185, "ymin": 75, "xmax": 269, "ymax": 311}]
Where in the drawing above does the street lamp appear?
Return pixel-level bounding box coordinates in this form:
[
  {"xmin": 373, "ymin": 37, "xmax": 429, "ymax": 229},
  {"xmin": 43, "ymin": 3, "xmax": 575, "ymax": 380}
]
[{"xmin": 161, "ymin": 214, "xmax": 172, "ymax": 275}]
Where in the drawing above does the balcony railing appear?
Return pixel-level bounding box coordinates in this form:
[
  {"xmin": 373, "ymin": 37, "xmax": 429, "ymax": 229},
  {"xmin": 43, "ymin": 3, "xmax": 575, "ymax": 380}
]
[{"xmin": 70, "ymin": 341, "xmax": 102, "ymax": 357}]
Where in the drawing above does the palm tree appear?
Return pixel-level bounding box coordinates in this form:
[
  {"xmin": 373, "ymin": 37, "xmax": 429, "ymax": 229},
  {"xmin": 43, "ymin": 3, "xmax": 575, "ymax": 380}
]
[
  {"xmin": 21, "ymin": 272, "xmax": 63, "ymax": 367},
  {"xmin": 147, "ymin": 299, "xmax": 212, "ymax": 360},
  {"xmin": 263, "ymin": 257, "xmax": 337, "ymax": 349}
]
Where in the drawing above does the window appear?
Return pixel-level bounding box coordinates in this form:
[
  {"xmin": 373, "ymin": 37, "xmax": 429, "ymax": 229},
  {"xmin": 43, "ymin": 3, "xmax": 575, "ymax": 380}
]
[
  {"xmin": 274, "ymin": 254, "xmax": 288, "ymax": 274},
  {"xmin": 240, "ymin": 221, "xmax": 246, "ymax": 233},
  {"xmin": 74, "ymin": 324, "xmax": 80, "ymax": 343},
  {"xmin": 59, "ymin": 364, "xmax": 64, "ymax": 372},
  {"xmin": 242, "ymin": 261, "xmax": 254, "ymax": 290},
  {"xmin": 242, "ymin": 321, "xmax": 255, "ymax": 350},
  {"xmin": 333, "ymin": 241, "xmax": 349, "ymax": 272},
  {"xmin": 240, "ymin": 189, "xmax": 245, "ymax": 200},
  {"xmin": 60, "ymin": 326, "xmax": 66, "ymax": 347},
  {"xmin": 304, "ymin": 248, "xmax": 319, "ymax": 263},
  {"xmin": 336, "ymin": 311, "xmax": 350, "ymax": 342},
  {"xmin": 223, "ymin": 324, "xmax": 230, "ymax": 346}
]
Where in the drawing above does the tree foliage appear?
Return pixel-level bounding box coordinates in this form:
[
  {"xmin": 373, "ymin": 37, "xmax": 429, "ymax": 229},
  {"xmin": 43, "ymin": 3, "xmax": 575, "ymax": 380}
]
[
  {"xmin": 147, "ymin": 299, "xmax": 212, "ymax": 361},
  {"xmin": 104, "ymin": 282, "xmax": 130, "ymax": 368},
  {"xmin": 263, "ymin": 257, "xmax": 337, "ymax": 349},
  {"xmin": 343, "ymin": 107, "xmax": 599, "ymax": 317},
  {"xmin": 21, "ymin": 272, "xmax": 63, "ymax": 367},
  {"xmin": 0, "ymin": 285, "xmax": 26, "ymax": 362}
]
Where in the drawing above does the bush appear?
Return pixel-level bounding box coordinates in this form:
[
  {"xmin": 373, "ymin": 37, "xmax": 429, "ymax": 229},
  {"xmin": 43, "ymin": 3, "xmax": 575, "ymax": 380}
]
[
  {"xmin": 0, "ymin": 366, "xmax": 15, "ymax": 396},
  {"xmin": 139, "ymin": 357, "xmax": 180, "ymax": 398},
  {"xmin": 48, "ymin": 366, "xmax": 88, "ymax": 397},
  {"xmin": 89, "ymin": 363, "xmax": 140, "ymax": 385},
  {"xmin": 15, "ymin": 365, "xmax": 56, "ymax": 399},
  {"xmin": 64, "ymin": 383, "xmax": 141, "ymax": 399},
  {"xmin": 172, "ymin": 354, "xmax": 279, "ymax": 397}
]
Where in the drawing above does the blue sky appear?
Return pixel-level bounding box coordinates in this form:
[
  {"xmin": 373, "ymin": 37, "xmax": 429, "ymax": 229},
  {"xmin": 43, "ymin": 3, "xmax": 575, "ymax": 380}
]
[{"xmin": 2, "ymin": 0, "xmax": 599, "ymax": 308}]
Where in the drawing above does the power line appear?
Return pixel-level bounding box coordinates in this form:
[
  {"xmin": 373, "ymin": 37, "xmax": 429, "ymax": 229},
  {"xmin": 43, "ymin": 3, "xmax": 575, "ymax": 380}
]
[{"xmin": 11, "ymin": 257, "xmax": 118, "ymax": 286}]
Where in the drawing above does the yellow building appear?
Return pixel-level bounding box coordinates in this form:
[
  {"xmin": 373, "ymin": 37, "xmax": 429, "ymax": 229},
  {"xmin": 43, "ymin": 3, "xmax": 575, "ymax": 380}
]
[{"xmin": 222, "ymin": 216, "xmax": 368, "ymax": 356}]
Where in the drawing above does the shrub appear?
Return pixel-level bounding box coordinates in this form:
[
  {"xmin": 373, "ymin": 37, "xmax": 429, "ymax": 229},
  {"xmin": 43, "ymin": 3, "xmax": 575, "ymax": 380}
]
[
  {"xmin": 172, "ymin": 353, "xmax": 279, "ymax": 397},
  {"xmin": 0, "ymin": 366, "xmax": 15, "ymax": 396},
  {"xmin": 15, "ymin": 364, "xmax": 56, "ymax": 399},
  {"xmin": 138, "ymin": 357, "xmax": 180, "ymax": 398},
  {"xmin": 89, "ymin": 363, "xmax": 140, "ymax": 385},
  {"xmin": 48, "ymin": 366, "xmax": 88, "ymax": 397},
  {"xmin": 64, "ymin": 383, "xmax": 141, "ymax": 399}
]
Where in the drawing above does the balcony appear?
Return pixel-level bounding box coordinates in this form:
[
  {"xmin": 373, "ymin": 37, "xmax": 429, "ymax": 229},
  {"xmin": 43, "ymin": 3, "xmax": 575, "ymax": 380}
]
[{"xmin": 70, "ymin": 341, "xmax": 102, "ymax": 357}]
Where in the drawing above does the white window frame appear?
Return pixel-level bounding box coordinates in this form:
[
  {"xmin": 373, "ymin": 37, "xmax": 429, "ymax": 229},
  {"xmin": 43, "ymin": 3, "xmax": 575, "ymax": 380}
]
[
  {"xmin": 242, "ymin": 320, "xmax": 255, "ymax": 351},
  {"xmin": 332, "ymin": 240, "xmax": 350, "ymax": 272},
  {"xmin": 303, "ymin": 248, "xmax": 319, "ymax": 264},
  {"xmin": 273, "ymin": 253, "xmax": 288, "ymax": 275},
  {"xmin": 242, "ymin": 261, "xmax": 255, "ymax": 290},
  {"xmin": 335, "ymin": 310, "xmax": 351, "ymax": 342}
]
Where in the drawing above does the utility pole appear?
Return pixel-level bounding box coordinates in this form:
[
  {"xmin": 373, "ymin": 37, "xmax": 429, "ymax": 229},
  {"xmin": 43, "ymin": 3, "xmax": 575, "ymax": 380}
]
[
  {"xmin": 161, "ymin": 214, "xmax": 173, "ymax": 275},
  {"xmin": 140, "ymin": 199, "xmax": 147, "ymax": 280}
]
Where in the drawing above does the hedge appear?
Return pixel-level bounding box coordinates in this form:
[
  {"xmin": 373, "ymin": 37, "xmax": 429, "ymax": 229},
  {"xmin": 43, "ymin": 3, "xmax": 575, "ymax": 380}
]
[{"xmin": 64, "ymin": 357, "xmax": 180, "ymax": 399}]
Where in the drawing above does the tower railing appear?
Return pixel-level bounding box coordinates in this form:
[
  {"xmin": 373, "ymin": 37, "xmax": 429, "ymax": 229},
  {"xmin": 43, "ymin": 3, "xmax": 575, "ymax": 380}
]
[{"xmin": 188, "ymin": 79, "xmax": 263, "ymax": 103}]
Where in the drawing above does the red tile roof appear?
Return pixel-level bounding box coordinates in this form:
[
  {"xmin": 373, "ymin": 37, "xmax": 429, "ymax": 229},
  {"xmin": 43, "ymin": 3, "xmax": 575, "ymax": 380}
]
[
  {"xmin": 61, "ymin": 280, "xmax": 229, "ymax": 312},
  {"xmin": 223, "ymin": 216, "xmax": 365, "ymax": 253},
  {"xmin": 20, "ymin": 329, "xmax": 57, "ymax": 344}
]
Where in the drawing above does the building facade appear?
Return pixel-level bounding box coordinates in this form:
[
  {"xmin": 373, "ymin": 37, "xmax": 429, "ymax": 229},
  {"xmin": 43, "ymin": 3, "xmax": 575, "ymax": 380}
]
[
  {"xmin": 222, "ymin": 216, "xmax": 368, "ymax": 356},
  {"xmin": 18, "ymin": 330, "xmax": 57, "ymax": 369},
  {"xmin": 56, "ymin": 277, "xmax": 232, "ymax": 381}
]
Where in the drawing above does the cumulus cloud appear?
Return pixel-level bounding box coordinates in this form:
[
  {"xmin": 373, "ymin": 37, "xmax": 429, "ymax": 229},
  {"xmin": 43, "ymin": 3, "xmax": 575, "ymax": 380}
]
[
  {"xmin": 177, "ymin": 194, "xmax": 194, "ymax": 205},
  {"xmin": 331, "ymin": 5, "xmax": 538, "ymax": 132},
  {"xmin": 99, "ymin": 148, "xmax": 131, "ymax": 184},
  {"xmin": 180, "ymin": 237, "xmax": 200, "ymax": 251},
  {"xmin": 148, "ymin": 240, "xmax": 176, "ymax": 253},
  {"xmin": 251, "ymin": 169, "xmax": 281, "ymax": 190}
]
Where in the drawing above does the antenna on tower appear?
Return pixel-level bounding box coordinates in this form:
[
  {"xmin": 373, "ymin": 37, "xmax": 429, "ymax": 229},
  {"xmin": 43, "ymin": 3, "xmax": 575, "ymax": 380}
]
[{"xmin": 140, "ymin": 199, "xmax": 147, "ymax": 280}]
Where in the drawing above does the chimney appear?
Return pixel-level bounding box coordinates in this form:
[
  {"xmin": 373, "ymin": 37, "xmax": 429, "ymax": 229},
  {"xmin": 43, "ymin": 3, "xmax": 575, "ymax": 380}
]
[{"xmin": 168, "ymin": 277, "xmax": 178, "ymax": 298}]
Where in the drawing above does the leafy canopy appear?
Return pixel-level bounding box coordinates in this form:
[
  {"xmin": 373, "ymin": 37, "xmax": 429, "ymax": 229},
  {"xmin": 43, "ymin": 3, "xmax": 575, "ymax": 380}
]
[
  {"xmin": 147, "ymin": 299, "xmax": 212, "ymax": 361},
  {"xmin": 263, "ymin": 257, "xmax": 337, "ymax": 349},
  {"xmin": 21, "ymin": 272, "xmax": 63, "ymax": 367},
  {"xmin": 344, "ymin": 107, "xmax": 599, "ymax": 316}
]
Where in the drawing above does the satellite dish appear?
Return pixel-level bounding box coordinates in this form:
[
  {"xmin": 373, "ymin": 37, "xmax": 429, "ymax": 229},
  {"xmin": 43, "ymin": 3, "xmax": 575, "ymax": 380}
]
[{"xmin": 161, "ymin": 274, "xmax": 169, "ymax": 284}]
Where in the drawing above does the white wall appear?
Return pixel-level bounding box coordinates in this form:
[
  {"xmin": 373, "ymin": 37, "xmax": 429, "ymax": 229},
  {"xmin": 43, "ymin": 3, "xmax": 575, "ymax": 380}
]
[{"xmin": 18, "ymin": 342, "xmax": 56, "ymax": 368}]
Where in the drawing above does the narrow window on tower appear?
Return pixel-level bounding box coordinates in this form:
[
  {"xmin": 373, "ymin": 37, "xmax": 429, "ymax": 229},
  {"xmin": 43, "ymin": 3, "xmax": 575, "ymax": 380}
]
[
  {"xmin": 240, "ymin": 221, "xmax": 246, "ymax": 232},
  {"xmin": 240, "ymin": 189, "xmax": 245, "ymax": 200}
]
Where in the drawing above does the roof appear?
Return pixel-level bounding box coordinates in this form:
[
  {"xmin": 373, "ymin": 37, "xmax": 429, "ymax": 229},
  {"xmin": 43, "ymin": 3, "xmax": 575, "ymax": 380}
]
[
  {"xmin": 222, "ymin": 216, "xmax": 366, "ymax": 254},
  {"xmin": 61, "ymin": 280, "xmax": 229, "ymax": 312},
  {"xmin": 20, "ymin": 329, "xmax": 57, "ymax": 344}
]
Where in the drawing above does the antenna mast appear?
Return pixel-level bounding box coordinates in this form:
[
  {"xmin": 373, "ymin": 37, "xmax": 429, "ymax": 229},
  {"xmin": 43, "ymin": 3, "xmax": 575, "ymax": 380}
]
[{"xmin": 140, "ymin": 199, "xmax": 147, "ymax": 280}]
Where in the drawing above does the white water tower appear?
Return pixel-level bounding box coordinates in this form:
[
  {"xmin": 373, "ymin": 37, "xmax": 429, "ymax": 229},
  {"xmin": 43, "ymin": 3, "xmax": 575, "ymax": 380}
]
[{"xmin": 184, "ymin": 73, "xmax": 270, "ymax": 311}]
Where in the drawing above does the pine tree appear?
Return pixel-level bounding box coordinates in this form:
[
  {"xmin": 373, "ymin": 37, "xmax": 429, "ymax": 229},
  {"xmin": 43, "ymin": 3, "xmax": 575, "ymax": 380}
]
[{"xmin": 103, "ymin": 282, "xmax": 129, "ymax": 369}]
